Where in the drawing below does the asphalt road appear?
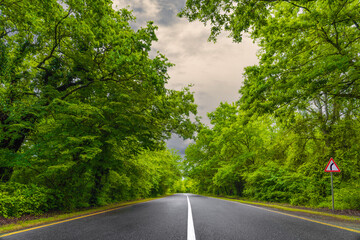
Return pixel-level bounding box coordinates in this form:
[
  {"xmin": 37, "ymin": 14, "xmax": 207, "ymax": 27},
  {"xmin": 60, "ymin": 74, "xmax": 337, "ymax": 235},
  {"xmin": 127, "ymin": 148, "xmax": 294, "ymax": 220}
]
[{"xmin": 1, "ymin": 194, "xmax": 359, "ymax": 240}]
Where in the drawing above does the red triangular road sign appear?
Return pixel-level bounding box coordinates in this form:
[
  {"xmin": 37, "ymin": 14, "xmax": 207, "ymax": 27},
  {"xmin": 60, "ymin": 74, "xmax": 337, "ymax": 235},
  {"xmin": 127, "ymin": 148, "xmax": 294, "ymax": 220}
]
[{"xmin": 324, "ymin": 158, "xmax": 340, "ymax": 172}]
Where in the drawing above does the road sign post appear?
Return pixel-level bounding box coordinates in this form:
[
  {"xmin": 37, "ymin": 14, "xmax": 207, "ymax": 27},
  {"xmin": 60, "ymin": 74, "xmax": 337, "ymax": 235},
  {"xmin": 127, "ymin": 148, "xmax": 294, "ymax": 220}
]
[
  {"xmin": 324, "ymin": 158, "xmax": 340, "ymax": 211},
  {"xmin": 331, "ymin": 172, "xmax": 334, "ymax": 211}
]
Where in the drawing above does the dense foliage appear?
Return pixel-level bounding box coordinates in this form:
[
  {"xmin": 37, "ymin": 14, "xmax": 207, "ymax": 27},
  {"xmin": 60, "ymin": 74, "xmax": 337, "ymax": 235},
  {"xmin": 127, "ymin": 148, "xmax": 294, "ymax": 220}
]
[
  {"xmin": 184, "ymin": 104, "xmax": 360, "ymax": 209},
  {"xmin": 0, "ymin": 0, "xmax": 198, "ymax": 217},
  {"xmin": 181, "ymin": 0, "xmax": 360, "ymax": 209}
]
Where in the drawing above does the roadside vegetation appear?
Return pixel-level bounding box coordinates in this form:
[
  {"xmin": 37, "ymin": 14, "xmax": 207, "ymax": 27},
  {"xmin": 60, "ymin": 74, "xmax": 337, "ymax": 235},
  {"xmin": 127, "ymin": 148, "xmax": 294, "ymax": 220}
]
[
  {"xmin": 0, "ymin": 0, "xmax": 198, "ymax": 219},
  {"xmin": 180, "ymin": 0, "xmax": 360, "ymax": 210}
]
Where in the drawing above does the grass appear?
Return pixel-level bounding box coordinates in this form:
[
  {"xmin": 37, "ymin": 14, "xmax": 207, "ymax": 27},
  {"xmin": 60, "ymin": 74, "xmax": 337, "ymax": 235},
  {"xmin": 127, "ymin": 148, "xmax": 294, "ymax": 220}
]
[
  {"xmin": 0, "ymin": 196, "xmax": 166, "ymax": 235},
  {"xmin": 207, "ymin": 195, "xmax": 360, "ymax": 222}
]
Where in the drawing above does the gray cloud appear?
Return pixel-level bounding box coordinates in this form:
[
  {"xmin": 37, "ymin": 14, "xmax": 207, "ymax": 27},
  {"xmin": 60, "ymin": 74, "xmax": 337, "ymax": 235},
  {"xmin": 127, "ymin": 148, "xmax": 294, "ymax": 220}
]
[
  {"xmin": 113, "ymin": 0, "xmax": 186, "ymax": 28},
  {"xmin": 156, "ymin": 0, "xmax": 185, "ymax": 26},
  {"xmin": 166, "ymin": 134, "xmax": 194, "ymax": 158}
]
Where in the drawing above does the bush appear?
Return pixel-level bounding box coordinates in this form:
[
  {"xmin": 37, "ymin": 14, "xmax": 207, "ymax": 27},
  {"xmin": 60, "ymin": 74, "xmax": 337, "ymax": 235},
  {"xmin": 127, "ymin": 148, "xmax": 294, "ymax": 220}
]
[
  {"xmin": 244, "ymin": 163, "xmax": 312, "ymax": 204},
  {"xmin": 333, "ymin": 185, "xmax": 360, "ymax": 210},
  {"xmin": 0, "ymin": 182, "xmax": 55, "ymax": 218}
]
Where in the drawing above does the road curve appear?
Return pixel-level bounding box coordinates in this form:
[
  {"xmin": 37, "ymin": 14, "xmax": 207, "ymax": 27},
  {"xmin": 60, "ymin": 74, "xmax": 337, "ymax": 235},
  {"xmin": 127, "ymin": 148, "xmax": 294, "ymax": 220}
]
[{"xmin": 0, "ymin": 194, "xmax": 359, "ymax": 240}]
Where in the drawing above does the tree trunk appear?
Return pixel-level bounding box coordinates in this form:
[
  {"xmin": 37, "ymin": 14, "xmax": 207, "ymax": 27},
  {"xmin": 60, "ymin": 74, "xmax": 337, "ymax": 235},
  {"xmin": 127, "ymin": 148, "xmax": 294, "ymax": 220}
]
[
  {"xmin": 0, "ymin": 128, "xmax": 29, "ymax": 182},
  {"xmin": 0, "ymin": 117, "xmax": 33, "ymax": 182},
  {"xmin": 89, "ymin": 167, "xmax": 109, "ymax": 206}
]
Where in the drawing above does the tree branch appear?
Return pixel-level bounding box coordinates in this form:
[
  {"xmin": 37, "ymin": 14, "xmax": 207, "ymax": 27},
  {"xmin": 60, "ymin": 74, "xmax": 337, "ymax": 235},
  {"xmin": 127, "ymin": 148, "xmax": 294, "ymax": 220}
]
[
  {"xmin": 61, "ymin": 81, "xmax": 94, "ymax": 100},
  {"xmin": 36, "ymin": 9, "xmax": 72, "ymax": 69}
]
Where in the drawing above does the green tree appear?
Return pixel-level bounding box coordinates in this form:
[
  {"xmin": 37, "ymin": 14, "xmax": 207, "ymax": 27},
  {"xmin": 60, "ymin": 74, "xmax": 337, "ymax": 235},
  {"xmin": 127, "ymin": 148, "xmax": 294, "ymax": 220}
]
[
  {"xmin": 0, "ymin": 0, "xmax": 201, "ymax": 215},
  {"xmin": 1, "ymin": 0, "xmax": 198, "ymax": 184},
  {"xmin": 184, "ymin": 103, "xmax": 272, "ymax": 196}
]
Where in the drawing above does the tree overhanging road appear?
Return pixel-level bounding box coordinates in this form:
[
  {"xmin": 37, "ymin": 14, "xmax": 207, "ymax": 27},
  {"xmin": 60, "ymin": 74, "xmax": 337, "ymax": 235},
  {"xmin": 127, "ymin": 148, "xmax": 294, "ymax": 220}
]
[{"xmin": 1, "ymin": 194, "xmax": 359, "ymax": 240}]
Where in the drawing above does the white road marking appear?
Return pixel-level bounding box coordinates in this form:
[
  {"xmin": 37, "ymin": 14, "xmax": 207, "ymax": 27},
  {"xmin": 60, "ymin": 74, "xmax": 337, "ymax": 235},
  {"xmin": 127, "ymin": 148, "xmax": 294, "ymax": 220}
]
[{"xmin": 187, "ymin": 195, "xmax": 196, "ymax": 240}]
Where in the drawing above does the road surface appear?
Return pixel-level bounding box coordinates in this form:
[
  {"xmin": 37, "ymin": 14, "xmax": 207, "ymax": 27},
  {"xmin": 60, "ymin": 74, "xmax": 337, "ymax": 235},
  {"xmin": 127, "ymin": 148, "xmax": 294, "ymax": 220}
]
[{"xmin": 1, "ymin": 194, "xmax": 359, "ymax": 240}]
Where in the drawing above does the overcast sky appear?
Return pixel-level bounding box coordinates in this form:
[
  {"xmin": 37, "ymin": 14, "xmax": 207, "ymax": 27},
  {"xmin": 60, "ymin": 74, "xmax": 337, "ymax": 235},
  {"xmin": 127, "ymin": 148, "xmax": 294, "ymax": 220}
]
[{"xmin": 113, "ymin": 0, "xmax": 259, "ymax": 156}]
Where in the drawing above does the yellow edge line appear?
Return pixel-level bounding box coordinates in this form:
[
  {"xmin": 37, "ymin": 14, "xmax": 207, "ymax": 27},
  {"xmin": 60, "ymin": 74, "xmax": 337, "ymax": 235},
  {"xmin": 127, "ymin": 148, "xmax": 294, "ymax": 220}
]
[
  {"xmin": 210, "ymin": 197, "xmax": 360, "ymax": 234},
  {"xmin": 0, "ymin": 200, "xmax": 150, "ymax": 238}
]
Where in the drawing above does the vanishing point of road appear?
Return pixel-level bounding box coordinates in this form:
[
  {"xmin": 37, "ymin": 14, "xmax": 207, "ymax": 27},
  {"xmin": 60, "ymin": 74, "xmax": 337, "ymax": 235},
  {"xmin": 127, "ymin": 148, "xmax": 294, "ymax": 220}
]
[{"xmin": 1, "ymin": 194, "xmax": 359, "ymax": 240}]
